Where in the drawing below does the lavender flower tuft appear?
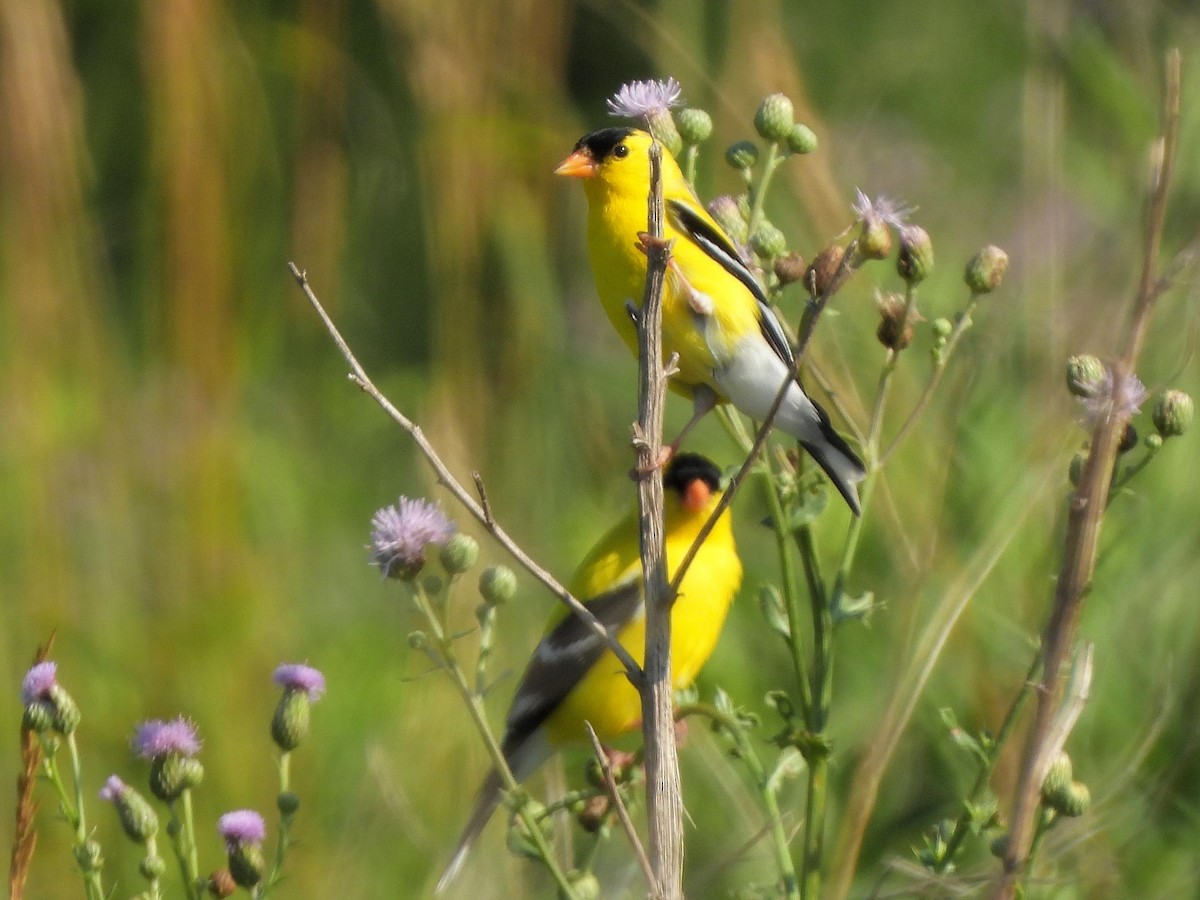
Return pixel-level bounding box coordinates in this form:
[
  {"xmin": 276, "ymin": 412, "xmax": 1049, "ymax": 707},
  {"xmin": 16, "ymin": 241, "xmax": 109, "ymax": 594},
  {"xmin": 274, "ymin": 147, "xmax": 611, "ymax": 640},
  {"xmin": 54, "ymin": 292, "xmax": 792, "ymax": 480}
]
[
  {"xmin": 133, "ymin": 717, "xmax": 202, "ymax": 758},
  {"xmin": 369, "ymin": 497, "xmax": 455, "ymax": 580},
  {"xmin": 273, "ymin": 663, "xmax": 326, "ymax": 701},
  {"xmin": 606, "ymin": 77, "xmax": 683, "ymax": 118}
]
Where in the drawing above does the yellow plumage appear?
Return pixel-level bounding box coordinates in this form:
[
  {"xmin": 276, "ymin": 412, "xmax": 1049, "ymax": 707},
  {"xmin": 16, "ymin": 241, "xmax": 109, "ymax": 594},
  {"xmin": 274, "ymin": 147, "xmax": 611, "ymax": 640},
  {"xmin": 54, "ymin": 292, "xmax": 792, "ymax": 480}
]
[{"xmin": 437, "ymin": 453, "xmax": 741, "ymax": 890}]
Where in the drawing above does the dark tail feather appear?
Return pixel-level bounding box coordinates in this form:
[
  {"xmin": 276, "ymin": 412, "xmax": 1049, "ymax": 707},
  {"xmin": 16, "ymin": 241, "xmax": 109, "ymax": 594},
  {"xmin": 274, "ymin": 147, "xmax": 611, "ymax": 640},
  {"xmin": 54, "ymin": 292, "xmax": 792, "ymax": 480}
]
[
  {"xmin": 436, "ymin": 768, "xmax": 504, "ymax": 893},
  {"xmin": 801, "ymin": 410, "xmax": 867, "ymax": 516}
]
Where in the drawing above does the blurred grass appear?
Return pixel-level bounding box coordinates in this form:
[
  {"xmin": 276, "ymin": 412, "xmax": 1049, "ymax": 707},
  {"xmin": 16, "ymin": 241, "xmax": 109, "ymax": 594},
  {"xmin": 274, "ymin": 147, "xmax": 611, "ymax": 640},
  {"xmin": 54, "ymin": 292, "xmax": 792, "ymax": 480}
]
[{"xmin": 2, "ymin": 0, "xmax": 1199, "ymax": 896}]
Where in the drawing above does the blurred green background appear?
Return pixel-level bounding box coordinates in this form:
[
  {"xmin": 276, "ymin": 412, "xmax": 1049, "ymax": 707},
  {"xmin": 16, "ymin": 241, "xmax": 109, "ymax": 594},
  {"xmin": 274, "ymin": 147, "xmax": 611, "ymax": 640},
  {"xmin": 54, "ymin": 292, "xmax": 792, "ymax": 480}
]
[{"xmin": 4, "ymin": 0, "xmax": 1200, "ymax": 896}]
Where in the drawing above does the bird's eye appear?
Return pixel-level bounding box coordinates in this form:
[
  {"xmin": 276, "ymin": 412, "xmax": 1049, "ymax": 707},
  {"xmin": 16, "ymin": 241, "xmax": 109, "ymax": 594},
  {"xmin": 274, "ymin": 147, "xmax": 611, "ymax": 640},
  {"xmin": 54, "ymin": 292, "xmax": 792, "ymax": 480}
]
[{"xmin": 613, "ymin": 143, "xmax": 629, "ymax": 159}]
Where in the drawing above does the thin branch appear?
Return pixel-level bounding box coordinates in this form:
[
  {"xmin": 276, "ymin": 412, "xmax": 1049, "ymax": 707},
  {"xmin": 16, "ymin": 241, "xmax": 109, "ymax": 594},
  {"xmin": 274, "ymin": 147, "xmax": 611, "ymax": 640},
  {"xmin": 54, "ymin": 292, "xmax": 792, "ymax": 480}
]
[
  {"xmin": 583, "ymin": 722, "xmax": 655, "ymax": 890},
  {"xmin": 995, "ymin": 49, "xmax": 1182, "ymax": 898},
  {"xmin": 633, "ymin": 140, "xmax": 681, "ymax": 900},
  {"xmin": 287, "ymin": 263, "xmax": 643, "ymax": 684}
]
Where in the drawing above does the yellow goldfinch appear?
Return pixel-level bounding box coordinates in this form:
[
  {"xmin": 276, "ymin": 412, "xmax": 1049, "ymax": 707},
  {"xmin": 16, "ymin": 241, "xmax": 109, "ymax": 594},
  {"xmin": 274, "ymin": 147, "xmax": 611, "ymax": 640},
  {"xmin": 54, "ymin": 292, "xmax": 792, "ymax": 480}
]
[
  {"xmin": 556, "ymin": 128, "xmax": 866, "ymax": 514},
  {"xmin": 437, "ymin": 453, "xmax": 742, "ymax": 890}
]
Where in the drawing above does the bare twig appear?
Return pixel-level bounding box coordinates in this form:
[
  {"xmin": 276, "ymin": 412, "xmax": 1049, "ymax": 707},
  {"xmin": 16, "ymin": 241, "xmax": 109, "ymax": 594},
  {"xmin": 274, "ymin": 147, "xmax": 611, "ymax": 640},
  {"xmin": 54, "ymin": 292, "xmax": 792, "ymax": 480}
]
[
  {"xmin": 995, "ymin": 49, "xmax": 1182, "ymax": 898},
  {"xmin": 583, "ymin": 722, "xmax": 655, "ymax": 890},
  {"xmin": 633, "ymin": 140, "xmax": 681, "ymax": 900},
  {"xmin": 10, "ymin": 636, "xmax": 54, "ymax": 900},
  {"xmin": 286, "ymin": 263, "xmax": 643, "ymax": 683}
]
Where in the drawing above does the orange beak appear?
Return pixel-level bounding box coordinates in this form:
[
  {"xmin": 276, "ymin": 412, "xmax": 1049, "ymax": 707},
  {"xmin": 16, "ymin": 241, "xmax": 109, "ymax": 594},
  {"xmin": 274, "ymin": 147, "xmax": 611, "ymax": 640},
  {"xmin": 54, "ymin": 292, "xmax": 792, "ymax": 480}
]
[
  {"xmin": 554, "ymin": 149, "xmax": 598, "ymax": 179},
  {"xmin": 681, "ymin": 478, "xmax": 713, "ymax": 515}
]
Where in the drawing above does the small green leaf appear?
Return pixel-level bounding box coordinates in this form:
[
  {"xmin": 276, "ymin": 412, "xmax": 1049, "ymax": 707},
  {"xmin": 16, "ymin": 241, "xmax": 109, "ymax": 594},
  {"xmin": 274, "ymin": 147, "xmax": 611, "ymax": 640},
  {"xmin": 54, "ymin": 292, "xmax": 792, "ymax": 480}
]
[{"xmin": 758, "ymin": 583, "xmax": 790, "ymax": 638}]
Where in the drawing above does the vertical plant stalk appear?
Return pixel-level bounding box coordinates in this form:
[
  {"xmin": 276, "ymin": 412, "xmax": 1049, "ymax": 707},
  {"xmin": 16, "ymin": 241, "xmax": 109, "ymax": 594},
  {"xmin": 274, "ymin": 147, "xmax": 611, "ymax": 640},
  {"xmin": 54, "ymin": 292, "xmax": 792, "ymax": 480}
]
[
  {"xmin": 633, "ymin": 140, "xmax": 682, "ymax": 900},
  {"xmin": 994, "ymin": 49, "xmax": 1181, "ymax": 899}
]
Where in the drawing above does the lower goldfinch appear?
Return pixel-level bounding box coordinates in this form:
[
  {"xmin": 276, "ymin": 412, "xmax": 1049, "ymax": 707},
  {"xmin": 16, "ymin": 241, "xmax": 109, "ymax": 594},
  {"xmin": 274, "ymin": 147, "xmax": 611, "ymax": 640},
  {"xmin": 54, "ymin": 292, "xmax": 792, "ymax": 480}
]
[
  {"xmin": 556, "ymin": 128, "xmax": 866, "ymax": 514},
  {"xmin": 437, "ymin": 453, "xmax": 742, "ymax": 891}
]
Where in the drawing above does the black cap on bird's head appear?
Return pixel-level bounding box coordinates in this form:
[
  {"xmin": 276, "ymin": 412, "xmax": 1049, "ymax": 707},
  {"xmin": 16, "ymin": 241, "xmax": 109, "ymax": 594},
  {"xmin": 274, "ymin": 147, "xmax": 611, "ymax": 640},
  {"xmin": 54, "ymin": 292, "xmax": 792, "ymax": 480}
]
[
  {"xmin": 554, "ymin": 127, "xmax": 637, "ymax": 178},
  {"xmin": 664, "ymin": 453, "xmax": 722, "ymax": 514}
]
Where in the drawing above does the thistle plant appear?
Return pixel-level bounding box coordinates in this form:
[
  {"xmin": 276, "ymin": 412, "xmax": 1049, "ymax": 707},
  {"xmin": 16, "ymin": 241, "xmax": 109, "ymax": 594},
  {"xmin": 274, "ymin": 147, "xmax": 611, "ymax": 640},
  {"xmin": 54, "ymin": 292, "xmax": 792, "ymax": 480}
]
[{"xmin": 17, "ymin": 658, "xmax": 322, "ymax": 899}]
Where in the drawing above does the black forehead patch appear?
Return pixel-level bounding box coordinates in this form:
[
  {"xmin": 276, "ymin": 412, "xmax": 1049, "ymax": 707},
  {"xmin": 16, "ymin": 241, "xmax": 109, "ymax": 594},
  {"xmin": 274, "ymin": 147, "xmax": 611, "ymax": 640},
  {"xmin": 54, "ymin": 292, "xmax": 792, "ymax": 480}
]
[
  {"xmin": 664, "ymin": 453, "xmax": 721, "ymax": 496},
  {"xmin": 575, "ymin": 127, "xmax": 635, "ymax": 160}
]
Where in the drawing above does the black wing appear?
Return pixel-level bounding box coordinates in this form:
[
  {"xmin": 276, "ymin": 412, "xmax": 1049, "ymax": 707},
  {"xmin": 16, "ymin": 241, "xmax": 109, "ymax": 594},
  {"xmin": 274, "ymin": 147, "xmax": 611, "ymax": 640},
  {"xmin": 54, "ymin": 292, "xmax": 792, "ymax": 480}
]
[
  {"xmin": 667, "ymin": 198, "xmax": 796, "ymax": 369},
  {"xmin": 502, "ymin": 580, "xmax": 644, "ymax": 756}
]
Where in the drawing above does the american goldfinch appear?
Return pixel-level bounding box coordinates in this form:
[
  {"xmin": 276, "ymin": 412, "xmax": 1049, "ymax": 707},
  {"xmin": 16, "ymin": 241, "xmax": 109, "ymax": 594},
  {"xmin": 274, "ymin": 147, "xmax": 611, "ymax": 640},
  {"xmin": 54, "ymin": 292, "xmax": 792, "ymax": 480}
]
[
  {"xmin": 437, "ymin": 453, "xmax": 742, "ymax": 890},
  {"xmin": 556, "ymin": 128, "xmax": 866, "ymax": 514}
]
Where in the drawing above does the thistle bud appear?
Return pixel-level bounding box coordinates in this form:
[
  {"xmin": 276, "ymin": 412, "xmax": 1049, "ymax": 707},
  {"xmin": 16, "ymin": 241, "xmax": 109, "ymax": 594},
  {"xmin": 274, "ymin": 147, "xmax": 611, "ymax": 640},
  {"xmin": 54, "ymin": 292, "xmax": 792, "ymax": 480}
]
[
  {"xmin": 218, "ymin": 811, "xmax": 267, "ymax": 889},
  {"xmin": 439, "ymin": 533, "xmax": 479, "ymax": 575},
  {"xmin": 507, "ymin": 799, "xmax": 554, "ymax": 858},
  {"xmin": 1040, "ymin": 752, "xmax": 1073, "ymax": 803},
  {"xmin": 707, "ymin": 195, "xmax": 747, "ymax": 244},
  {"xmin": 100, "ymin": 776, "xmax": 159, "ymax": 843},
  {"xmin": 271, "ymin": 689, "xmax": 311, "ymax": 752},
  {"xmin": 857, "ymin": 214, "xmax": 893, "ymax": 261},
  {"xmin": 277, "ymin": 791, "xmax": 301, "ymax": 817},
  {"xmin": 1058, "ymin": 781, "xmax": 1091, "ymax": 817},
  {"xmin": 47, "ymin": 685, "xmax": 81, "ymax": 735},
  {"xmin": 74, "ymin": 840, "xmax": 104, "ymax": 874},
  {"xmin": 22, "ymin": 699, "xmax": 54, "ymax": 733},
  {"xmin": 786, "ymin": 122, "xmax": 818, "ymax": 155},
  {"xmin": 964, "ymin": 245, "xmax": 1009, "ymax": 294},
  {"xmin": 139, "ymin": 855, "xmax": 166, "ymax": 880},
  {"xmin": 1145, "ymin": 432, "xmax": 1163, "ymax": 451},
  {"xmin": 805, "ymin": 245, "xmax": 846, "ymax": 297},
  {"xmin": 228, "ymin": 842, "xmax": 265, "ymax": 889},
  {"xmin": 773, "ymin": 251, "xmax": 807, "ymax": 286},
  {"xmin": 896, "ymin": 225, "xmax": 934, "ymax": 284},
  {"xmin": 750, "ymin": 222, "xmax": 787, "ymax": 260},
  {"xmin": 1065, "ymin": 355, "xmax": 1107, "ymax": 398},
  {"xmin": 875, "ymin": 293, "xmax": 915, "ymax": 350},
  {"xmin": 1152, "ymin": 389, "xmax": 1193, "ymax": 438},
  {"xmin": 725, "ymin": 140, "xmax": 760, "ymax": 171},
  {"xmin": 754, "ymin": 93, "xmax": 795, "ymax": 142},
  {"xmin": 207, "ymin": 869, "xmax": 236, "ymax": 898},
  {"xmin": 567, "ymin": 869, "xmax": 602, "ymax": 900},
  {"xmin": 644, "ymin": 110, "xmax": 682, "ymax": 157},
  {"xmin": 479, "ymin": 565, "xmax": 517, "ymax": 606},
  {"xmin": 150, "ymin": 754, "xmax": 204, "ymax": 802},
  {"xmin": 675, "ymin": 107, "xmax": 712, "ymax": 144},
  {"xmin": 406, "ymin": 630, "xmax": 428, "ymax": 651}
]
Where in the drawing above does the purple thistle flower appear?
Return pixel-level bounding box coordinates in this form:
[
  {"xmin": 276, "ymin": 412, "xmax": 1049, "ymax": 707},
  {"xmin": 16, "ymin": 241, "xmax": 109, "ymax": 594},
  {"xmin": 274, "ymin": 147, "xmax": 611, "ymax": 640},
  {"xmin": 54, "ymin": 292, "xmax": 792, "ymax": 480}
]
[
  {"xmin": 1078, "ymin": 368, "xmax": 1148, "ymax": 429},
  {"xmin": 132, "ymin": 717, "xmax": 202, "ymax": 759},
  {"xmin": 606, "ymin": 77, "xmax": 684, "ymax": 119},
  {"xmin": 218, "ymin": 809, "xmax": 266, "ymax": 849},
  {"xmin": 369, "ymin": 497, "xmax": 455, "ymax": 579},
  {"xmin": 99, "ymin": 774, "xmax": 127, "ymax": 802},
  {"xmin": 852, "ymin": 188, "xmax": 913, "ymax": 229},
  {"xmin": 20, "ymin": 661, "xmax": 57, "ymax": 705},
  {"xmin": 273, "ymin": 663, "xmax": 326, "ymax": 701}
]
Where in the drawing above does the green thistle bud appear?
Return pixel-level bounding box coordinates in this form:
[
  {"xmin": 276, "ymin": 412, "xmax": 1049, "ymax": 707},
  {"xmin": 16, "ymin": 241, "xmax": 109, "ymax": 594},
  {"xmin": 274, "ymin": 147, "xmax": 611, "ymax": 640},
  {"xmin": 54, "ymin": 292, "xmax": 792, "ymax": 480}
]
[
  {"xmin": 897, "ymin": 225, "xmax": 934, "ymax": 284},
  {"xmin": 707, "ymin": 195, "xmax": 747, "ymax": 244},
  {"xmin": 805, "ymin": 245, "xmax": 846, "ymax": 297},
  {"xmin": 786, "ymin": 122, "xmax": 818, "ymax": 154},
  {"xmin": 1059, "ymin": 781, "xmax": 1091, "ymax": 817},
  {"xmin": 964, "ymin": 245, "xmax": 1009, "ymax": 294},
  {"xmin": 277, "ymin": 791, "xmax": 301, "ymax": 817},
  {"xmin": 750, "ymin": 222, "xmax": 787, "ymax": 260},
  {"xmin": 228, "ymin": 843, "xmax": 265, "ymax": 889},
  {"xmin": 149, "ymin": 754, "xmax": 204, "ymax": 802},
  {"xmin": 103, "ymin": 778, "xmax": 159, "ymax": 843},
  {"xmin": 1040, "ymin": 752, "xmax": 1073, "ymax": 803},
  {"xmin": 22, "ymin": 699, "xmax": 54, "ymax": 733},
  {"xmin": 1145, "ymin": 432, "xmax": 1163, "ymax": 451},
  {"xmin": 271, "ymin": 690, "xmax": 311, "ymax": 752},
  {"xmin": 858, "ymin": 214, "xmax": 893, "ymax": 261},
  {"xmin": 773, "ymin": 250, "xmax": 807, "ymax": 286},
  {"xmin": 1065, "ymin": 355, "xmax": 1107, "ymax": 398},
  {"xmin": 876, "ymin": 293, "xmax": 915, "ymax": 351},
  {"xmin": 567, "ymin": 869, "xmax": 602, "ymax": 900},
  {"xmin": 407, "ymin": 630, "xmax": 428, "ymax": 651},
  {"xmin": 507, "ymin": 799, "xmax": 554, "ymax": 858},
  {"xmin": 207, "ymin": 868, "xmax": 236, "ymax": 897},
  {"xmin": 754, "ymin": 93, "xmax": 795, "ymax": 142},
  {"xmin": 74, "ymin": 839, "xmax": 104, "ymax": 873},
  {"xmin": 49, "ymin": 685, "xmax": 81, "ymax": 735},
  {"xmin": 479, "ymin": 565, "xmax": 517, "ymax": 606},
  {"xmin": 675, "ymin": 107, "xmax": 713, "ymax": 144},
  {"xmin": 439, "ymin": 533, "xmax": 479, "ymax": 575},
  {"xmin": 139, "ymin": 855, "xmax": 166, "ymax": 880},
  {"xmin": 725, "ymin": 140, "xmax": 759, "ymax": 171},
  {"xmin": 931, "ymin": 317, "xmax": 953, "ymax": 342},
  {"xmin": 644, "ymin": 110, "xmax": 682, "ymax": 157},
  {"xmin": 1152, "ymin": 389, "xmax": 1193, "ymax": 437}
]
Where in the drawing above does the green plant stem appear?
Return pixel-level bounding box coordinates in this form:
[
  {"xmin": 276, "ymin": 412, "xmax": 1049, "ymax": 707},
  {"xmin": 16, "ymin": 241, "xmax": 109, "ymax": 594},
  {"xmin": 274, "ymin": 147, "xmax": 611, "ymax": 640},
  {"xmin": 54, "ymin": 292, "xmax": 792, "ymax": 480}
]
[
  {"xmin": 746, "ymin": 142, "xmax": 782, "ymax": 241},
  {"xmin": 39, "ymin": 739, "xmax": 105, "ymax": 900},
  {"xmin": 178, "ymin": 789, "xmax": 202, "ymax": 900},
  {"xmin": 935, "ymin": 653, "xmax": 1042, "ymax": 873},
  {"xmin": 763, "ymin": 475, "xmax": 813, "ymax": 722},
  {"xmin": 259, "ymin": 752, "xmax": 294, "ymax": 897},
  {"xmin": 679, "ymin": 704, "xmax": 799, "ymax": 900},
  {"xmin": 143, "ymin": 835, "xmax": 164, "ymax": 900},
  {"xmin": 681, "ymin": 144, "xmax": 699, "ymax": 185},
  {"xmin": 1108, "ymin": 443, "xmax": 1160, "ymax": 497},
  {"xmin": 1024, "ymin": 807, "xmax": 1056, "ymax": 885},
  {"xmin": 410, "ymin": 582, "xmax": 578, "ymax": 899}
]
